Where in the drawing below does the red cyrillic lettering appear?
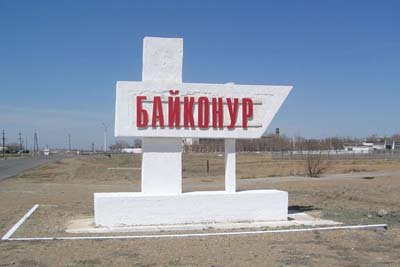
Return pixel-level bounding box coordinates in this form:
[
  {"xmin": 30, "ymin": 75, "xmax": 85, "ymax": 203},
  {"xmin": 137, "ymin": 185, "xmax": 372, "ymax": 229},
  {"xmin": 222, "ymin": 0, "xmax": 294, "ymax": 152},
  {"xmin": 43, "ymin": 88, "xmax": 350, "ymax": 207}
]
[
  {"xmin": 242, "ymin": 98, "xmax": 253, "ymax": 129},
  {"xmin": 183, "ymin": 97, "xmax": 195, "ymax": 128},
  {"xmin": 151, "ymin": 96, "xmax": 164, "ymax": 128},
  {"xmin": 136, "ymin": 96, "xmax": 148, "ymax": 127},
  {"xmin": 198, "ymin": 97, "xmax": 209, "ymax": 129},
  {"xmin": 168, "ymin": 95, "xmax": 180, "ymax": 128},
  {"xmin": 226, "ymin": 98, "xmax": 239, "ymax": 129},
  {"xmin": 212, "ymin": 97, "xmax": 223, "ymax": 129}
]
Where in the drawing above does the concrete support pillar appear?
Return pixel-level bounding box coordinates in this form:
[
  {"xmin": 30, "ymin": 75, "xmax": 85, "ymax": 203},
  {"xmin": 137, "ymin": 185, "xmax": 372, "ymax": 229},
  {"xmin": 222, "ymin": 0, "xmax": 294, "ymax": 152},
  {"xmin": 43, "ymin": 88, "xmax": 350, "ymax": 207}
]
[
  {"xmin": 225, "ymin": 139, "xmax": 236, "ymax": 192},
  {"xmin": 142, "ymin": 138, "xmax": 182, "ymax": 194},
  {"xmin": 141, "ymin": 37, "xmax": 183, "ymax": 195}
]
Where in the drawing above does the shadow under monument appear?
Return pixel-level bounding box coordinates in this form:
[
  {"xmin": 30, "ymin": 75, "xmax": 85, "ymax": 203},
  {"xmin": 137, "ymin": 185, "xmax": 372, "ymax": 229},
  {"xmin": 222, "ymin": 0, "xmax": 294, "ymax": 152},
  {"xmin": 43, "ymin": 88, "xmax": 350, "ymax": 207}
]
[{"xmin": 288, "ymin": 205, "xmax": 321, "ymax": 213}]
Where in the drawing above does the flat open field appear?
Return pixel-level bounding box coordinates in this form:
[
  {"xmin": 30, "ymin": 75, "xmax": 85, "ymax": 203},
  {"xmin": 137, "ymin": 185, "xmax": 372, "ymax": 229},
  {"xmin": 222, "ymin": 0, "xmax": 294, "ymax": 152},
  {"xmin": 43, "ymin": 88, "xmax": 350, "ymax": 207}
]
[{"xmin": 0, "ymin": 153, "xmax": 399, "ymax": 266}]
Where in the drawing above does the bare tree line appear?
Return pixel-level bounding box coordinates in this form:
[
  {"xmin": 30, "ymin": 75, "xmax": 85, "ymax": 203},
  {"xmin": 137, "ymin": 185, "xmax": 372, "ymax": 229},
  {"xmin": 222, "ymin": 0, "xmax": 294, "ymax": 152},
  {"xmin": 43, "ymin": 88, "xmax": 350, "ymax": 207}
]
[
  {"xmin": 187, "ymin": 135, "xmax": 379, "ymax": 153},
  {"xmin": 110, "ymin": 134, "xmax": 400, "ymax": 154}
]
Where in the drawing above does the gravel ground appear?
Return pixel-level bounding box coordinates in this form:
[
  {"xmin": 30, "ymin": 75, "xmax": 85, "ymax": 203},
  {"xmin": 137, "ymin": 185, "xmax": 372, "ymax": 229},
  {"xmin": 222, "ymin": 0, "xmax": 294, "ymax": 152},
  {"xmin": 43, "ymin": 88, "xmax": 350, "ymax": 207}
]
[{"xmin": 0, "ymin": 154, "xmax": 399, "ymax": 266}]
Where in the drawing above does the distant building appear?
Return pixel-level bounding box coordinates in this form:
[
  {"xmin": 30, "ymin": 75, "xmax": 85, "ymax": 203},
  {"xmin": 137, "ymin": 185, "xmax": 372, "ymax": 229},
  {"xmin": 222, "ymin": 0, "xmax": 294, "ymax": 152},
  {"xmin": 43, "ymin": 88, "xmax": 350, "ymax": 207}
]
[
  {"xmin": 343, "ymin": 144, "xmax": 373, "ymax": 153},
  {"xmin": 344, "ymin": 138, "xmax": 400, "ymax": 153},
  {"xmin": 392, "ymin": 141, "xmax": 400, "ymax": 150},
  {"xmin": 182, "ymin": 138, "xmax": 199, "ymax": 146},
  {"xmin": 362, "ymin": 141, "xmax": 385, "ymax": 150},
  {"xmin": 121, "ymin": 148, "xmax": 142, "ymax": 154},
  {"xmin": 275, "ymin": 128, "xmax": 280, "ymax": 137}
]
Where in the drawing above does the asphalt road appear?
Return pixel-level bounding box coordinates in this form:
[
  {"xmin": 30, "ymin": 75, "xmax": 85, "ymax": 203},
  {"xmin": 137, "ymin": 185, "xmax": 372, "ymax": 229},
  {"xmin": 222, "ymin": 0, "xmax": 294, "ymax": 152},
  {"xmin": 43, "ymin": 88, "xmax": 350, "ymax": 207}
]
[{"xmin": 0, "ymin": 155, "xmax": 65, "ymax": 181}]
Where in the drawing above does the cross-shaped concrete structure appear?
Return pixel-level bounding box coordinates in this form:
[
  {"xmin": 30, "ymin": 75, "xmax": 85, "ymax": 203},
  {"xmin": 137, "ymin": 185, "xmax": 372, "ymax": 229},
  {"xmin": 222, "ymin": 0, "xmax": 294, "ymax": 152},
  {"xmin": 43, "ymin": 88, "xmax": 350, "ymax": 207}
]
[{"xmin": 140, "ymin": 37, "xmax": 236, "ymax": 195}]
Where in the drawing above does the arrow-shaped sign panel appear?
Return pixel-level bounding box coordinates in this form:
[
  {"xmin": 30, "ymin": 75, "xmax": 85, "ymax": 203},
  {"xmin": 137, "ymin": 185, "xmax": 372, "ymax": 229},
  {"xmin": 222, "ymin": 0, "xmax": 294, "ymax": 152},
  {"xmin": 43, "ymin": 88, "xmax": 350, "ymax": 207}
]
[{"xmin": 115, "ymin": 81, "xmax": 292, "ymax": 139}]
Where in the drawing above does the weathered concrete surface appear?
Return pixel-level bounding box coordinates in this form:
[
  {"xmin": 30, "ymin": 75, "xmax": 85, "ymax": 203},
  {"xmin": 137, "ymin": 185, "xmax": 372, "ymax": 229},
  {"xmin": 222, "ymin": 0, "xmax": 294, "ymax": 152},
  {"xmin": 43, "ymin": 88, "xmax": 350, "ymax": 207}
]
[
  {"xmin": 94, "ymin": 190, "xmax": 288, "ymax": 227},
  {"xmin": 140, "ymin": 37, "xmax": 183, "ymax": 194},
  {"xmin": 68, "ymin": 211, "xmax": 340, "ymax": 233}
]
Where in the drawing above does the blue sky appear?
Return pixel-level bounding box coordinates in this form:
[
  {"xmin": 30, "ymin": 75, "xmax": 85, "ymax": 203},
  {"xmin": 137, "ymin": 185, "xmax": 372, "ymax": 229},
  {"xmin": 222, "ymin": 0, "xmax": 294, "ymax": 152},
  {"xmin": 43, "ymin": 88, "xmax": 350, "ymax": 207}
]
[{"xmin": 0, "ymin": 0, "xmax": 399, "ymax": 149}]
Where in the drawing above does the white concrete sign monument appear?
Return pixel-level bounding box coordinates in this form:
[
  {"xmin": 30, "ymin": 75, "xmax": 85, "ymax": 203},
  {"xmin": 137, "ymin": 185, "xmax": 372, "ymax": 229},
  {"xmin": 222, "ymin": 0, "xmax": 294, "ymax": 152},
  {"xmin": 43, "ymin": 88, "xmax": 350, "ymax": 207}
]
[{"xmin": 94, "ymin": 37, "xmax": 292, "ymax": 227}]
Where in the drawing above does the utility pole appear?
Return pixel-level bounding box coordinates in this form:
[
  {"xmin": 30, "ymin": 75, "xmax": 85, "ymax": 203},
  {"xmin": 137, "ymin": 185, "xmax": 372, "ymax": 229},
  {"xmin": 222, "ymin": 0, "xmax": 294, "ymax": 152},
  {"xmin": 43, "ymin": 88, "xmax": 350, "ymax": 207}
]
[
  {"xmin": 68, "ymin": 134, "xmax": 71, "ymax": 151},
  {"xmin": 2, "ymin": 130, "xmax": 5, "ymax": 158},
  {"xmin": 18, "ymin": 132, "xmax": 23, "ymax": 156},
  {"xmin": 102, "ymin": 123, "xmax": 107, "ymax": 152},
  {"xmin": 36, "ymin": 132, "xmax": 39, "ymax": 155},
  {"xmin": 33, "ymin": 132, "xmax": 35, "ymax": 157},
  {"xmin": 92, "ymin": 142, "xmax": 95, "ymax": 153},
  {"xmin": 33, "ymin": 132, "xmax": 39, "ymax": 157},
  {"xmin": 292, "ymin": 136, "xmax": 296, "ymax": 150}
]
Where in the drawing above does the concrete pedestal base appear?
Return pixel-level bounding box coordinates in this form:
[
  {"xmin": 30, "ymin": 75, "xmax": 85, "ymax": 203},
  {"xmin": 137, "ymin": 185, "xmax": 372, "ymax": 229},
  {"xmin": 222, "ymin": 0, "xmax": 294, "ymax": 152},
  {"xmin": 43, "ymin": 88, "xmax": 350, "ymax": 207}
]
[{"xmin": 94, "ymin": 190, "xmax": 288, "ymax": 227}]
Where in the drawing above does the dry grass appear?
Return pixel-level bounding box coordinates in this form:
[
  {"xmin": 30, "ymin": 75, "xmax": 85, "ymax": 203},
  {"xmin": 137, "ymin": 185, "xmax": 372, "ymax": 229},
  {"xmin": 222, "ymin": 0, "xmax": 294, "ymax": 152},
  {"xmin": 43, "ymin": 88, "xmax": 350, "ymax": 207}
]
[{"xmin": 183, "ymin": 152, "xmax": 399, "ymax": 178}]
